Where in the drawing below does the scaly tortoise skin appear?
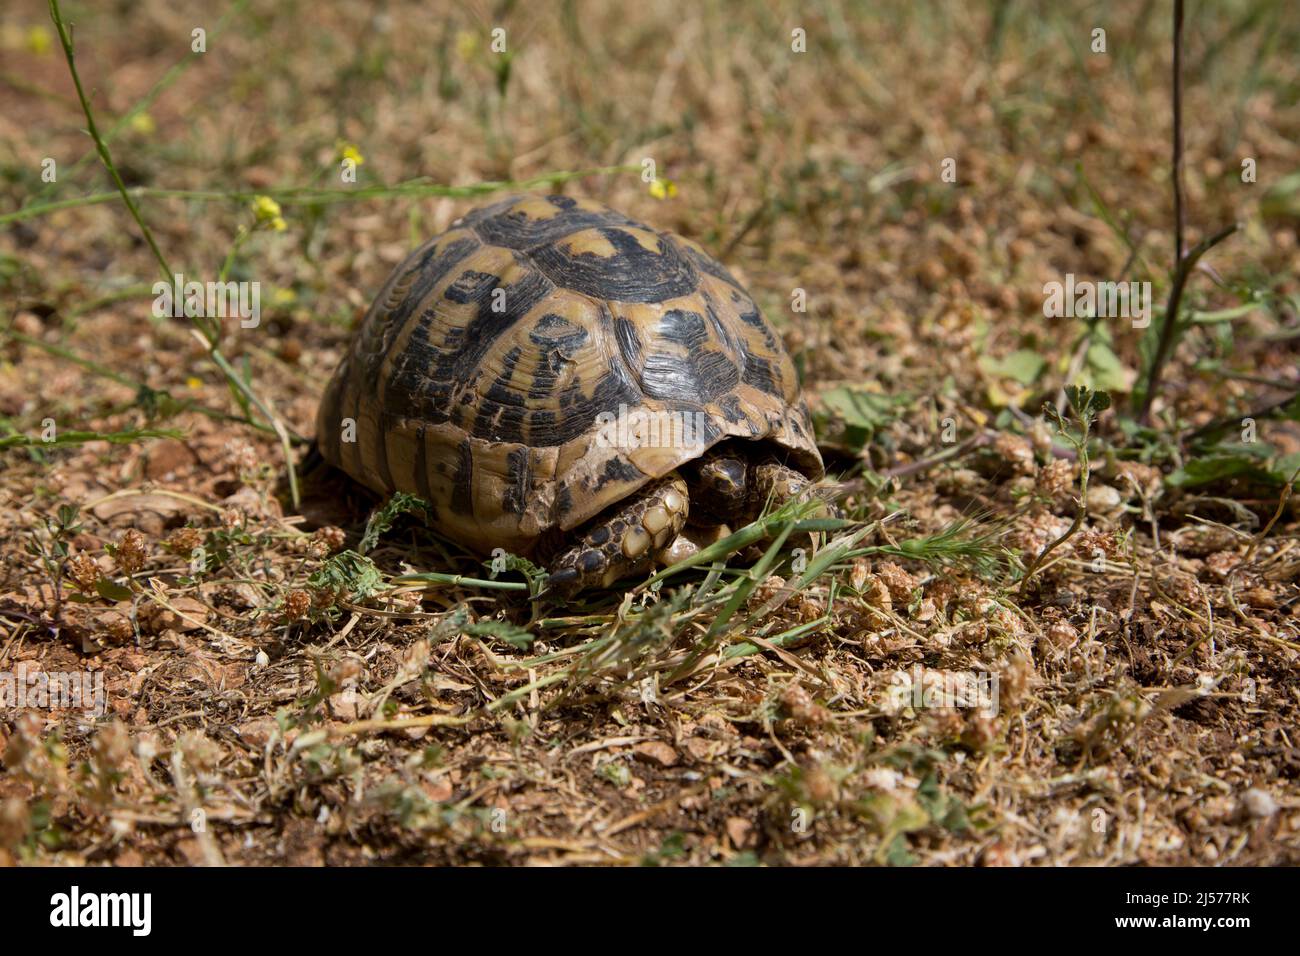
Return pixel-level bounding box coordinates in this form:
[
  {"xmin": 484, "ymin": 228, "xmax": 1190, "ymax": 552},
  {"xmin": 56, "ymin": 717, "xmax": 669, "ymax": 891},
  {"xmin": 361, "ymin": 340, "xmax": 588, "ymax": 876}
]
[{"xmin": 316, "ymin": 193, "xmax": 825, "ymax": 596}]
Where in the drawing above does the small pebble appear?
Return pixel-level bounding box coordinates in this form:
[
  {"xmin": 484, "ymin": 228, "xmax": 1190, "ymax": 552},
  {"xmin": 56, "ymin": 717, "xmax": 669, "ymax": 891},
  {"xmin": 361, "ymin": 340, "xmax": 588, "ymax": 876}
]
[{"xmin": 1239, "ymin": 788, "xmax": 1277, "ymax": 820}]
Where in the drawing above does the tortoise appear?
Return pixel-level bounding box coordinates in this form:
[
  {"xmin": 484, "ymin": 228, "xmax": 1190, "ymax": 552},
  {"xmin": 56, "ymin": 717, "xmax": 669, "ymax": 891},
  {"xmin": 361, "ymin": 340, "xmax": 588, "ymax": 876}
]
[{"xmin": 315, "ymin": 193, "xmax": 827, "ymax": 597}]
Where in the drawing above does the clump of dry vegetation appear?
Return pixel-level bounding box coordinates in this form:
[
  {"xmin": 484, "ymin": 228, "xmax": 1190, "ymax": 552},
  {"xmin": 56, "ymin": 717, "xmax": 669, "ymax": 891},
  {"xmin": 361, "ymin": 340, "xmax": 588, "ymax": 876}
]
[{"xmin": 0, "ymin": 0, "xmax": 1297, "ymax": 865}]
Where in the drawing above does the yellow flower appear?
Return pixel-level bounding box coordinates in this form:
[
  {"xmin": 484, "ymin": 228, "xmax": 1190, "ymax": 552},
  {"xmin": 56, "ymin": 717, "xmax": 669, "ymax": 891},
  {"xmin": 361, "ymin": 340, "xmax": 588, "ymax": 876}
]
[
  {"xmin": 251, "ymin": 195, "xmax": 281, "ymax": 219},
  {"xmin": 648, "ymin": 178, "xmax": 678, "ymax": 200},
  {"xmin": 25, "ymin": 25, "xmax": 52, "ymax": 56},
  {"xmin": 251, "ymin": 195, "xmax": 286, "ymax": 230},
  {"xmin": 337, "ymin": 142, "xmax": 365, "ymax": 166},
  {"xmin": 271, "ymin": 288, "xmax": 297, "ymax": 306},
  {"xmin": 456, "ymin": 30, "xmax": 479, "ymax": 61},
  {"xmin": 129, "ymin": 111, "xmax": 156, "ymax": 135},
  {"xmin": 186, "ymin": 377, "xmax": 202, "ymax": 389}
]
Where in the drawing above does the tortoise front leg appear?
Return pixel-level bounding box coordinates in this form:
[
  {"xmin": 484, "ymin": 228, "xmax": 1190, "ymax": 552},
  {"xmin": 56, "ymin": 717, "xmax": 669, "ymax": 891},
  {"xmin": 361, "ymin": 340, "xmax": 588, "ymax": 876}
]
[{"xmin": 545, "ymin": 475, "xmax": 689, "ymax": 599}]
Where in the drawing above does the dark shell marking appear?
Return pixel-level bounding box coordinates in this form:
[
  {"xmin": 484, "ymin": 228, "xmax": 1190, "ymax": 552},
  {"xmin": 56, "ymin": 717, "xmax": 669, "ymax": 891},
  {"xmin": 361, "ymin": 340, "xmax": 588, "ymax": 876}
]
[{"xmin": 315, "ymin": 194, "xmax": 822, "ymax": 558}]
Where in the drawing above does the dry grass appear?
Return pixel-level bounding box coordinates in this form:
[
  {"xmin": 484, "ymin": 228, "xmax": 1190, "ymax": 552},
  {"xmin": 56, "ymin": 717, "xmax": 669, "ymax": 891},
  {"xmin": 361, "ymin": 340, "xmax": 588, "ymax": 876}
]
[{"xmin": 0, "ymin": 0, "xmax": 1298, "ymax": 866}]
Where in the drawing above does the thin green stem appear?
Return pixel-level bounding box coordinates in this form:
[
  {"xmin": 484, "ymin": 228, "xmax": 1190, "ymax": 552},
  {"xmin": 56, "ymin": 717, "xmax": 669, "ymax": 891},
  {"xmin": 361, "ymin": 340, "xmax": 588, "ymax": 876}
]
[
  {"xmin": 49, "ymin": 0, "xmax": 173, "ymax": 281},
  {"xmin": 1, "ymin": 427, "xmax": 184, "ymax": 450},
  {"xmin": 219, "ymin": 227, "xmax": 252, "ymax": 283},
  {"xmin": 394, "ymin": 572, "xmax": 529, "ymax": 591},
  {"xmin": 1, "ymin": 167, "xmax": 640, "ymax": 228}
]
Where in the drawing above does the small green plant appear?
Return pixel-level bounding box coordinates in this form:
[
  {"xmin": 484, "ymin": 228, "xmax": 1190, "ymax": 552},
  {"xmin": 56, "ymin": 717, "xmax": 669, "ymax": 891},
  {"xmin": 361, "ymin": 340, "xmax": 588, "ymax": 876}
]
[
  {"xmin": 464, "ymin": 619, "xmax": 536, "ymax": 650},
  {"xmin": 596, "ymin": 760, "xmax": 632, "ymax": 788},
  {"xmin": 359, "ymin": 492, "xmax": 430, "ymax": 554},
  {"xmin": 24, "ymin": 504, "xmax": 83, "ymax": 625},
  {"xmin": 1018, "ymin": 386, "xmax": 1110, "ymax": 596},
  {"xmin": 640, "ymin": 831, "xmax": 688, "ymax": 866},
  {"xmin": 308, "ymin": 550, "xmax": 386, "ymax": 602}
]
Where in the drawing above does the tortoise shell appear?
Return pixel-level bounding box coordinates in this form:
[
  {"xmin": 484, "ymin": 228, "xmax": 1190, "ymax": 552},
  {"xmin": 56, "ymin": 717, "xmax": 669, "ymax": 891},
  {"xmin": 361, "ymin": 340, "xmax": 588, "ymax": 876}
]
[{"xmin": 316, "ymin": 194, "xmax": 822, "ymax": 556}]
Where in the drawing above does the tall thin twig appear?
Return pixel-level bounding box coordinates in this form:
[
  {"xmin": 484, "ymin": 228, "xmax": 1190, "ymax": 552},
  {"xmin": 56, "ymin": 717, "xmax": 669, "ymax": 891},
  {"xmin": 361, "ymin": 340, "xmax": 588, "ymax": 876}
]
[
  {"xmin": 1138, "ymin": 0, "xmax": 1238, "ymax": 423},
  {"xmin": 1173, "ymin": 0, "xmax": 1185, "ymax": 267}
]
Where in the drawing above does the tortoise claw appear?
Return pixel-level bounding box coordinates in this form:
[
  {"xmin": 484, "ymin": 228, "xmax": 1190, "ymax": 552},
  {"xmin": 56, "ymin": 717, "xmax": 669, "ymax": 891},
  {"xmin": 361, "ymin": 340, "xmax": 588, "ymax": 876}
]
[{"xmin": 539, "ymin": 567, "xmax": 580, "ymax": 601}]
